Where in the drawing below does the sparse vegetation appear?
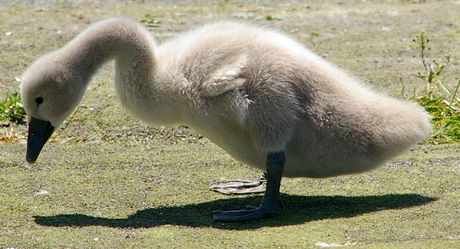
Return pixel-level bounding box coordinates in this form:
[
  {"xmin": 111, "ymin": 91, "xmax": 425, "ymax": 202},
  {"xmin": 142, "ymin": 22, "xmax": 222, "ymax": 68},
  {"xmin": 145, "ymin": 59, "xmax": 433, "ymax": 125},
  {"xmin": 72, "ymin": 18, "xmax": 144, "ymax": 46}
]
[
  {"xmin": 409, "ymin": 32, "xmax": 460, "ymax": 143},
  {"xmin": 0, "ymin": 91, "xmax": 26, "ymax": 124}
]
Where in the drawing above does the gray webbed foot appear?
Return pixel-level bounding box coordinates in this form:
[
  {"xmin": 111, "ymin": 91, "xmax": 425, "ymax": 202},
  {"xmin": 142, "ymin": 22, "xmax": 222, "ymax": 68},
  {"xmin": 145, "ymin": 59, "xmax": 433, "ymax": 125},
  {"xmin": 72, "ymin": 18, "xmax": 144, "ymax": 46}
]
[
  {"xmin": 212, "ymin": 152, "xmax": 285, "ymax": 222},
  {"xmin": 212, "ymin": 206, "xmax": 275, "ymax": 222},
  {"xmin": 210, "ymin": 172, "xmax": 267, "ymax": 195}
]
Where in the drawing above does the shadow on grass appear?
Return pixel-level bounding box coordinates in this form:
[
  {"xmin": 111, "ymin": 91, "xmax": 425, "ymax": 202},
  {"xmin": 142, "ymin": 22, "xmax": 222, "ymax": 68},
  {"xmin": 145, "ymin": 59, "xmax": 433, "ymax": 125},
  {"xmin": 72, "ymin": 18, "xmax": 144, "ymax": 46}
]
[{"xmin": 34, "ymin": 193, "xmax": 436, "ymax": 230}]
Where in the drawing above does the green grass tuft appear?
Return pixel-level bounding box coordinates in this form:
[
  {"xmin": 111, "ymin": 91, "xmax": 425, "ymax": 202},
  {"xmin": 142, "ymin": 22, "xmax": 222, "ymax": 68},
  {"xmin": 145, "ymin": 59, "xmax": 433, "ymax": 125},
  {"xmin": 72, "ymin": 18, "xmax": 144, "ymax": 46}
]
[
  {"xmin": 0, "ymin": 91, "xmax": 26, "ymax": 124},
  {"xmin": 409, "ymin": 31, "xmax": 460, "ymax": 143}
]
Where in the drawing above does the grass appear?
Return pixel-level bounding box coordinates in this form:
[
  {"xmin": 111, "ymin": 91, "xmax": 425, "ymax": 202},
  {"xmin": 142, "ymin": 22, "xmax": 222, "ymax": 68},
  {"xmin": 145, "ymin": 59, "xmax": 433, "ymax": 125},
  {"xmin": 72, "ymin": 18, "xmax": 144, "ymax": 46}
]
[
  {"xmin": 0, "ymin": 91, "xmax": 26, "ymax": 142},
  {"xmin": 0, "ymin": 91, "xmax": 26, "ymax": 124},
  {"xmin": 1, "ymin": 0, "xmax": 460, "ymax": 248},
  {"xmin": 409, "ymin": 31, "xmax": 460, "ymax": 143},
  {"xmin": 2, "ymin": 141, "xmax": 459, "ymax": 248}
]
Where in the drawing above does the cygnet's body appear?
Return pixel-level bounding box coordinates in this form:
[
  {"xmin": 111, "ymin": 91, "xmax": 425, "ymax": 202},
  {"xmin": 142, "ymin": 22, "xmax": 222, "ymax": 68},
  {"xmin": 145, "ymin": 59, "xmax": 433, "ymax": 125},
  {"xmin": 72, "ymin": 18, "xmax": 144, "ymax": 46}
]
[{"xmin": 21, "ymin": 18, "xmax": 431, "ymax": 222}]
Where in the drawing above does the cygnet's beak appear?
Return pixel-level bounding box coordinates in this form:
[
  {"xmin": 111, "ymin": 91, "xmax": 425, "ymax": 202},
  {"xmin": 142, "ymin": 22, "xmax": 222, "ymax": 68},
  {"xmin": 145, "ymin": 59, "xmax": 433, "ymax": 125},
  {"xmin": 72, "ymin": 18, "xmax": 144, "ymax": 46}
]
[{"xmin": 26, "ymin": 117, "xmax": 55, "ymax": 164}]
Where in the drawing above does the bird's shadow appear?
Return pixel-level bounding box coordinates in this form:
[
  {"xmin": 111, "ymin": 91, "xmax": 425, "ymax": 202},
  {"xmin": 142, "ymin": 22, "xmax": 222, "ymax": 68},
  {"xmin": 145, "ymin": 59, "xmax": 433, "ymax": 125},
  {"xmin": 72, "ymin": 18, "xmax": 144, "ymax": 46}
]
[{"xmin": 34, "ymin": 193, "xmax": 436, "ymax": 230}]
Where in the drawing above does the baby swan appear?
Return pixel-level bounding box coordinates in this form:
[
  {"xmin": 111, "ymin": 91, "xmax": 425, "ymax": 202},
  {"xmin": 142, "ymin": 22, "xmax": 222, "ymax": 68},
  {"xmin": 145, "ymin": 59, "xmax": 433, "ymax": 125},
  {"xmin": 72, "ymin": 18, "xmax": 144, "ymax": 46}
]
[{"xmin": 21, "ymin": 18, "xmax": 431, "ymax": 222}]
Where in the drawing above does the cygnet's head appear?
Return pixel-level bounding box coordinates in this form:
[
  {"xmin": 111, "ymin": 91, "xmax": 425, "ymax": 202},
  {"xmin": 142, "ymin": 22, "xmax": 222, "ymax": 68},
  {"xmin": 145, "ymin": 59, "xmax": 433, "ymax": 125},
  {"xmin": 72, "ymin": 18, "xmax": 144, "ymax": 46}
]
[{"xmin": 21, "ymin": 52, "xmax": 86, "ymax": 163}]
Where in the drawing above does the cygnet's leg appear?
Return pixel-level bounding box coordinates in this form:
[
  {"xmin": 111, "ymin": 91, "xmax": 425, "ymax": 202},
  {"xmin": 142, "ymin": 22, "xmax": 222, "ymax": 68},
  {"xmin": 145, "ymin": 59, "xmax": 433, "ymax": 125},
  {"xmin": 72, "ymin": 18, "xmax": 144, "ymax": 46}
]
[{"xmin": 212, "ymin": 151, "xmax": 285, "ymax": 222}]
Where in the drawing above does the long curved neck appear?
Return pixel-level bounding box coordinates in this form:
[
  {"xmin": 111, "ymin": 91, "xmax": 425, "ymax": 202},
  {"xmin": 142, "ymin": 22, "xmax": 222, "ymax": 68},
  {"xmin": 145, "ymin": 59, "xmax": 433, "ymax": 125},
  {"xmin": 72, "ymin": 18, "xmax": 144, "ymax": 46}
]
[
  {"xmin": 59, "ymin": 19, "xmax": 182, "ymax": 125},
  {"xmin": 64, "ymin": 19, "xmax": 156, "ymax": 82}
]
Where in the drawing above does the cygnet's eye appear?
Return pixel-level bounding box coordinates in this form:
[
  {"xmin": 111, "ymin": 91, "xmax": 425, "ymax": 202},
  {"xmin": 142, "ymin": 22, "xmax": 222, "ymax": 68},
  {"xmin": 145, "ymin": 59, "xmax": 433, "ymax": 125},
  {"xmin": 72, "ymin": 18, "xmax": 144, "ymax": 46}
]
[{"xmin": 35, "ymin": 97, "xmax": 44, "ymax": 106}]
